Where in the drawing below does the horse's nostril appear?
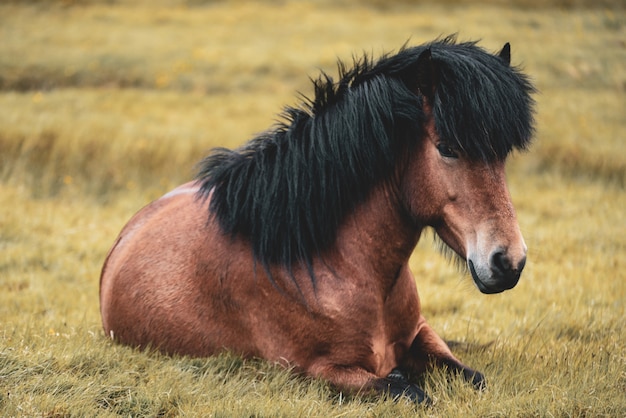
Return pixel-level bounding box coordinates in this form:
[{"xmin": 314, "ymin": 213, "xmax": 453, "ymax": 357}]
[
  {"xmin": 489, "ymin": 250, "xmax": 524, "ymax": 290},
  {"xmin": 490, "ymin": 251, "xmax": 511, "ymax": 275}
]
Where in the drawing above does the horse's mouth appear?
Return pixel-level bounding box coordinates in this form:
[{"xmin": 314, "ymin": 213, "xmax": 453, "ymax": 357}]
[{"xmin": 468, "ymin": 260, "xmax": 505, "ymax": 295}]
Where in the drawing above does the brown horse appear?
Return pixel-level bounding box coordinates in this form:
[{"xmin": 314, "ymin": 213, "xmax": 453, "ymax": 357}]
[{"xmin": 100, "ymin": 37, "xmax": 535, "ymax": 403}]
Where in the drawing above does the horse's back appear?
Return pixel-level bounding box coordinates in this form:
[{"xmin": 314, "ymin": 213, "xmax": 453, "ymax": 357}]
[{"xmin": 99, "ymin": 182, "xmax": 250, "ymax": 356}]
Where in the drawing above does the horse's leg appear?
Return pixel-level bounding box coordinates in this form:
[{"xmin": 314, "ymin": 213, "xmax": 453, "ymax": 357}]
[
  {"xmin": 406, "ymin": 315, "xmax": 486, "ymax": 389},
  {"xmin": 311, "ymin": 364, "xmax": 429, "ymax": 403}
]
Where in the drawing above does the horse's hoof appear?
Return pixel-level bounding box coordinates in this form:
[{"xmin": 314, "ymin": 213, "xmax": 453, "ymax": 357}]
[
  {"xmin": 463, "ymin": 368, "xmax": 486, "ymax": 390},
  {"xmin": 400, "ymin": 384, "xmax": 431, "ymax": 405},
  {"xmin": 384, "ymin": 368, "xmax": 431, "ymax": 405},
  {"xmin": 468, "ymin": 370, "xmax": 486, "ymax": 390}
]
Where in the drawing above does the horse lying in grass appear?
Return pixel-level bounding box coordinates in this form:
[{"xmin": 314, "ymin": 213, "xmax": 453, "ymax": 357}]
[{"xmin": 100, "ymin": 36, "xmax": 535, "ymax": 403}]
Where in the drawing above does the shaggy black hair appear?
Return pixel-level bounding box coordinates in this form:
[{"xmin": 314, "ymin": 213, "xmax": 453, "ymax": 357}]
[{"xmin": 196, "ymin": 36, "xmax": 536, "ymax": 280}]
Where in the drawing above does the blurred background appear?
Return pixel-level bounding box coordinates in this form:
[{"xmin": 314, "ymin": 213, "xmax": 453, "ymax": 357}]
[{"xmin": 0, "ymin": 0, "xmax": 623, "ymax": 198}]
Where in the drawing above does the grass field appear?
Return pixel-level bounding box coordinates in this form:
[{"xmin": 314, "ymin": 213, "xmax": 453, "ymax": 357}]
[{"xmin": 1, "ymin": 0, "xmax": 625, "ymax": 416}]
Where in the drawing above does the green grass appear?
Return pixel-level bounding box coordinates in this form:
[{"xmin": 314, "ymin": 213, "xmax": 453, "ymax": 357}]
[{"xmin": 1, "ymin": 0, "xmax": 625, "ymax": 416}]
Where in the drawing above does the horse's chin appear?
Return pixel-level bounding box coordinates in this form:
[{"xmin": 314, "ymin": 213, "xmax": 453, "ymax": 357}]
[{"xmin": 468, "ymin": 260, "xmax": 506, "ymax": 294}]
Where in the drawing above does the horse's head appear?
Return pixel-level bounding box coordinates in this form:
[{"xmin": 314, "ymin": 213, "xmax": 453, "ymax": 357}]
[
  {"xmin": 406, "ymin": 115, "xmax": 527, "ymax": 294},
  {"xmin": 401, "ymin": 44, "xmax": 533, "ymax": 294}
]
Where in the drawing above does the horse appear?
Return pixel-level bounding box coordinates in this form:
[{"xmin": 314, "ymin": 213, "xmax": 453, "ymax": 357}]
[{"xmin": 100, "ymin": 36, "xmax": 535, "ymax": 403}]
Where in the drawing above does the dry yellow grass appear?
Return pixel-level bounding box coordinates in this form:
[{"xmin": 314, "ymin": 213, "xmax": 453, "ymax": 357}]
[{"xmin": 0, "ymin": 1, "xmax": 624, "ymax": 416}]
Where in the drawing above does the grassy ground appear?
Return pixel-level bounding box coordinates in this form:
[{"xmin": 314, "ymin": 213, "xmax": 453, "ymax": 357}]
[{"xmin": 1, "ymin": 1, "xmax": 624, "ymax": 416}]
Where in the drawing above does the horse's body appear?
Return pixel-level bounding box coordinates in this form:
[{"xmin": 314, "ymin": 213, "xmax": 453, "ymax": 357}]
[{"xmin": 100, "ymin": 37, "xmax": 535, "ymax": 401}]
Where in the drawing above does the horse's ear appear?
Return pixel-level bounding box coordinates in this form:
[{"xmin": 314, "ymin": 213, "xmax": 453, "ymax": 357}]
[
  {"xmin": 415, "ymin": 47, "xmax": 437, "ymax": 99},
  {"xmin": 498, "ymin": 42, "xmax": 511, "ymax": 66}
]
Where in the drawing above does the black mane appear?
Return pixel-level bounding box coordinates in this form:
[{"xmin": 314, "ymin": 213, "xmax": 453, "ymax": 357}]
[{"xmin": 196, "ymin": 36, "xmax": 535, "ymax": 278}]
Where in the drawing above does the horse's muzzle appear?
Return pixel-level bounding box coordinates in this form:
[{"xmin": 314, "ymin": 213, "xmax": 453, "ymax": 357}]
[{"xmin": 468, "ymin": 251, "xmax": 526, "ymax": 294}]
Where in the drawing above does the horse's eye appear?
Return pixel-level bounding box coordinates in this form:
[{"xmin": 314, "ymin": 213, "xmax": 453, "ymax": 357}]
[{"xmin": 436, "ymin": 143, "xmax": 459, "ymax": 159}]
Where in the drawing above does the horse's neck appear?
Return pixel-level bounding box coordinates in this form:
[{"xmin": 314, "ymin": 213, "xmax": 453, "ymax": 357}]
[{"xmin": 329, "ymin": 181, "xmax": 421, "ymax": 290}]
